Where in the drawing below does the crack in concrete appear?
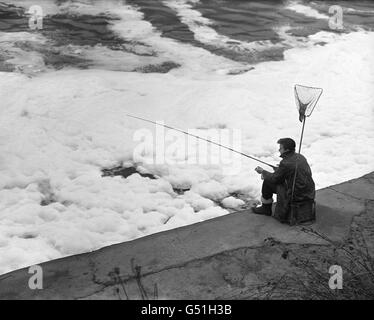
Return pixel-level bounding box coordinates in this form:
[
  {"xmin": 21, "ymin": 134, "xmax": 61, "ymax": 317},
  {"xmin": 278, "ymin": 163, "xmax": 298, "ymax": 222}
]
[
  {"xmin": 88, "ymin": 257, "xmax": 111, "ymax": 291},
  {"xmin": 75, "ymin": 286, "xmax": 113, "ymax": 300}
]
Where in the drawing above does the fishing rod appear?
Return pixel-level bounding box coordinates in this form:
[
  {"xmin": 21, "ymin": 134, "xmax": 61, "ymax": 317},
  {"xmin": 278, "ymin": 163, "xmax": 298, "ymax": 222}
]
[{"xmin": 127, "ymin": 114, "xmax": 276, "ymax": 169}]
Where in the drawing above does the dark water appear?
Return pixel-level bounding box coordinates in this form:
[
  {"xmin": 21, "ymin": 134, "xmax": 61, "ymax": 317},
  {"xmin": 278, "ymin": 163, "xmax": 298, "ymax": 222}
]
[{"xmin": 0, "ymin": 0, "xmax": 373, "ymax": 73}]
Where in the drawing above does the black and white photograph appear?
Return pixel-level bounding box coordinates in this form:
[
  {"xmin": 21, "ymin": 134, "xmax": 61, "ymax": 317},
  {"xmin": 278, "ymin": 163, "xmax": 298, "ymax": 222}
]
[{"xmin": 0, "ymin": 0, "xmax": 373, "ymax": 304}]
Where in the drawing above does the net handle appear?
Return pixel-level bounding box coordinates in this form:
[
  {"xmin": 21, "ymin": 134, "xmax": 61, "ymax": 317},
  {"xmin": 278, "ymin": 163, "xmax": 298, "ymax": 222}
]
[
  {"xmin": 298, "ymin": 116, "xmax": 306, "ymax": 154},
  {"xmin": 290, "ymin": 115, "xmax": 306, "ymax": 207}
]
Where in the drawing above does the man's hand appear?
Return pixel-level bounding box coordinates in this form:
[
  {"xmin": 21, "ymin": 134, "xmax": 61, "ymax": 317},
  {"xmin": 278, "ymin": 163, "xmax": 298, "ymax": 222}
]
[{"xmin": 255, "ymin": 166, "xmax": 264, "ymax": 174}]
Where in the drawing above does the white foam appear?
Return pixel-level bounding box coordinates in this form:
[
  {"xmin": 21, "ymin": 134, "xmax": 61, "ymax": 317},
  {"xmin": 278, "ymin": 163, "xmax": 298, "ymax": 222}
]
[
  {"xmin": 0, "ymin": 31, "xmax": 49, "ymax": 75},
  {"xmin": 106, "ymin": 1, "xmax": 245, "ymax": 76},
  {"xmin": 55, "ymin": 0, "xmax": 246, "ymax": 75},
  {"xmin": 345, "ymin": 7, "xmax": 374, "ymax": 14},
  {"xmin": 0, "ymin": 30, "xmax": 170, "ymax": 74},
  {"xmin": 285, "ymin": 0, "xmax": 329, "ymax": 20},
  {"xmin": 221, "ymin": 196, "xmax": 245, "ymax": 209},
  {"xmin": 1, "ymin": 0, "xmax": 245, "ymax": 75},
  {"xmin": 163, "ymin": 0, "xmax": 280, "ymax": 55}
]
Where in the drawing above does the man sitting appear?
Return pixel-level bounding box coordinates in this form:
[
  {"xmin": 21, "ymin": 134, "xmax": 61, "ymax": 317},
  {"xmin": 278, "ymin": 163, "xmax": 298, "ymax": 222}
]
[{"xmin": 252, "ymin": 138, "xmax": 315, "ymax": 218}]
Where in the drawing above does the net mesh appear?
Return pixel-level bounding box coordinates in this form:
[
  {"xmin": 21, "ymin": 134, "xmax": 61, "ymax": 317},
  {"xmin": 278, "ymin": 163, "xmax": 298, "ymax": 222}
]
[{"xmin": 294, "ymin": 84, "xmax": 323, "ymax": 122}]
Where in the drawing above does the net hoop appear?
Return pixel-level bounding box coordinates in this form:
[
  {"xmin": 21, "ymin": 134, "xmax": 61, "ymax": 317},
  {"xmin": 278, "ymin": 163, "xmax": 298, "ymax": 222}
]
[{"xmin": 294, "ymin": 84, "xmax": 323, "ymax": 121}]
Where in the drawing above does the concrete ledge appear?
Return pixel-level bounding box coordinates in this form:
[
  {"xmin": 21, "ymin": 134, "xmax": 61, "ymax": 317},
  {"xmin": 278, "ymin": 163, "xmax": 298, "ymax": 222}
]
[{"xmin": 0, "ymin": 172, "xmax": 373, "ymax": 299}]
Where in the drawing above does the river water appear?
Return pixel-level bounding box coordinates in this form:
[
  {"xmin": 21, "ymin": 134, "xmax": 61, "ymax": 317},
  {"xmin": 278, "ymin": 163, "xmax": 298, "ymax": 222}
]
[{"xmin": 1, "ymin": 0, "xmax": 374, "ymax": 73}]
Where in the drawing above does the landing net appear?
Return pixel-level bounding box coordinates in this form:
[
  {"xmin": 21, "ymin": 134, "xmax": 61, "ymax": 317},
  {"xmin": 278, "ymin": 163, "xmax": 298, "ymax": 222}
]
[{"xmin": 294, "ymin": 84, "xmax": 323, "ymax": 122}]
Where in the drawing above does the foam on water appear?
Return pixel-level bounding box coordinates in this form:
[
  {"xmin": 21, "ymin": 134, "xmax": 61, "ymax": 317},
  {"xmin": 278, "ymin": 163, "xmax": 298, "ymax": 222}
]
[
  {"xmin": 286, "ymin": 0, "xmax": 330, "ymax": 20},
  {"xmin": 0, "ymin": 31, "xmax": 49, "ymax": 74},
  {"xmin": 0, "ymin": 29, "xmax": 174, "ymax": 74},
  {"xmin": 345, "ymin": 7, "xmax": 374, "ymax": 14},
  {"xmin": 2, "ymin": 0, "xmax": 369, "ymax": 76},
  {"xmin": 162, "ymin": 0, "xmax": 279, "ymax": 54},
  {"xmin": 0, "ymin": 0, "xmax": 247, "ymax": 76},
  {"xmin": 104, "ymin": 1, "xmax": 246, "ymax": 75}
]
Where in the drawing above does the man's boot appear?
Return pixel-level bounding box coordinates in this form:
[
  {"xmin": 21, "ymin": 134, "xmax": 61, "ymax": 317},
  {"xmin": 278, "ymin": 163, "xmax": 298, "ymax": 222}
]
[{"xmin": 252, "ymin": 197, "xmax": 273, "ymax": 216}]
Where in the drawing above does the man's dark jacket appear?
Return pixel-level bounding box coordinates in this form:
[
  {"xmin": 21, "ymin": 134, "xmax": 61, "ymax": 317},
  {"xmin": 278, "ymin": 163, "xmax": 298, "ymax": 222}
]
[{"xmin": 262, "ymin": 151, "xmax": 315, "ymax": 202}]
